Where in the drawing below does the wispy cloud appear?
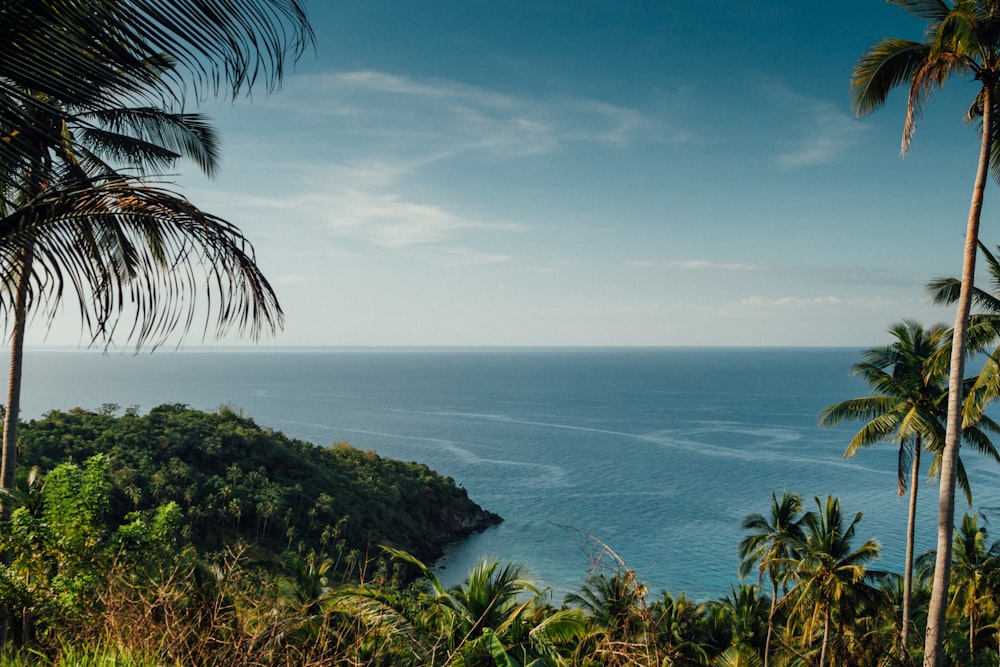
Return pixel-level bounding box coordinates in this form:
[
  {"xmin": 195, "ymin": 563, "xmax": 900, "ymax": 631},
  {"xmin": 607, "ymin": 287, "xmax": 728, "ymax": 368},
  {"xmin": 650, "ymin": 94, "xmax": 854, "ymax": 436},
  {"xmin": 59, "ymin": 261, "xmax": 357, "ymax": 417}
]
[
  {"xmin": 230, "ymin": 169, "xmax": 526, "ymax": 265},
  {"xmin": 216, "ymin": 70, "xmax": 672, "ymax": 263},
  {"xmin": 275, "ymin": 69, "xmax": 667, "ymax": 159},
  {"xmin": 631, "ymin": 259, "xmax": 765, "ymax": 271},
  {"xmin": 758, "ymin": 78, "xmax": 868, "ymax": 167},
  {"xmin": 204, "ymin": 70, "xmax": 681, "ymax": 264},
  {"xmin": 740, "ymin": 295, "xmax": 884, "ymax": 307}
]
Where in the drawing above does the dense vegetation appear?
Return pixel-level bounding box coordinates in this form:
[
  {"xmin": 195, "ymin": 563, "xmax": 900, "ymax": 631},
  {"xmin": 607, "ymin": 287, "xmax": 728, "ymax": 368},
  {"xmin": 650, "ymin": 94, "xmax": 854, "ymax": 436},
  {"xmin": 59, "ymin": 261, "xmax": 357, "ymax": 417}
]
[
  {"xmin": 1, "ymin": 403, "xmax": 999, "ymax": 666},
  {"xmin": 10, "ymin": 1, "xmax": 1000, "ymax": 665},
  {"xmin": 15, "ymin": 405, "xmax": 500, "ymax": 568}
]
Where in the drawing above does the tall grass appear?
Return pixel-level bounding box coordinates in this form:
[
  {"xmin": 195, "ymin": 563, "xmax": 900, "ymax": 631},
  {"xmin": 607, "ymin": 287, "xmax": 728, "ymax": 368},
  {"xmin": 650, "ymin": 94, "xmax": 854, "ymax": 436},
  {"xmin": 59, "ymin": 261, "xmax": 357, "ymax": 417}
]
[{"xmin": 0, "ymin": 641, "xmax": 171, "ymax": 666}]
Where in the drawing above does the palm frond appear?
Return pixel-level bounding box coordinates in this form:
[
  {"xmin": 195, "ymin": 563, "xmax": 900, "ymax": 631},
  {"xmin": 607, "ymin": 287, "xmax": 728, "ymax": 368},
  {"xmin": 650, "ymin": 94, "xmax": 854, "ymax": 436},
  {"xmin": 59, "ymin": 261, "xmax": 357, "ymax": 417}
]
[
  {"xmin": 0, "ymin": 177, "xmax": 282, "ymax": 349},
  {"xmin": 887, "ymin": 0, "xmax": 951, "ymax": 22},
  {"xmin": 819, "ymin": 396, "xmax": 897, "ymax": 426},
  {"xmin": 904, "ymin": 54, "xmax": 976, "ymax": 153},
  {"xmin": 851, "ymin": 39, "xmax": 930, "ymax": 118},
  {"xmin": 72, "ymin": 129, "xmax": 184, "ymax": 177},
  {"xmin": 76, "ymin": 107, "xmax": 221, "ymax": 177},
  {"xmin": 0, "ymin": 0, "xmax": 312, "ymax": 200}
]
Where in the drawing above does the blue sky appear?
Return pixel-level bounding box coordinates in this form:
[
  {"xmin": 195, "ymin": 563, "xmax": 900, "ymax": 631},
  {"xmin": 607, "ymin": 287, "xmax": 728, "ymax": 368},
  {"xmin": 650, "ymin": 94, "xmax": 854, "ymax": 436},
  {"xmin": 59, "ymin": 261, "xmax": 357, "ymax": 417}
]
[{"xmin": 33, "ymin": 0, "xmax": 1000, "ymax": 347}]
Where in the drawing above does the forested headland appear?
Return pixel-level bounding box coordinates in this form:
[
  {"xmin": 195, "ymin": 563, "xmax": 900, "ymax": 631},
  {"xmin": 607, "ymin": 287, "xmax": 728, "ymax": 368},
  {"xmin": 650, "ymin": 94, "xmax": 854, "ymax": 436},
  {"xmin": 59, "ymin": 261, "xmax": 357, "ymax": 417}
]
[
  {"xmin": 0, "ymin": 404, "xmax": 509, "ymax": 664},
  {"xmin": 15, "ymin": 404, "xmax": 501, "ymax": 570}
]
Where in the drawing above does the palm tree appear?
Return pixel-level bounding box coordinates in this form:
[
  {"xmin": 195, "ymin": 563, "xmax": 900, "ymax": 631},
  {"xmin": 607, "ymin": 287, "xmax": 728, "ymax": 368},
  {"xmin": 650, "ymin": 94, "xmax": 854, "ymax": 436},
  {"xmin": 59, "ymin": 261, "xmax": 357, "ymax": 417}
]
[
  {"xmin": 0, "ymin": 65, "xmax": 283, "ymax": 492},
  {"xmin": 818, "ymin": 320, "xmax": 949, "ymax": 655},
  {"xmin": 947, "ymin": 513, "xmax": 1000, "ymax": 661},
  {"xmin": 721, "ymin": 584, "xmax": 766, "ymax": 658},
  {"xmin": 738, "ymin": 490, "xmax": 805, "ymax": 667},
  {"xmin": 0, "ymin": 0, "xmax": 310, "ymax": 492},
  {"xmin": 928, "ymin": 241, "xmax": 1000, "ymax": 425},
  {"xmin": 565, "ymin": 568, "xmax": 657, "ymax": 666},
  {"xmin": 781, "ymin": 496, "xmax": 885, "ymax": 667},
  {"xmin": 344, "ymin": 547, "xmax": 584, "ymax": 666},
  {"xmin": 650, "ymin": 590, "xmax": 710, "ymax": 667},
  {"xmin": 851, "ymin": 4, "xmax": 1000, "ymax": 663},
  {"xmin": 0, "ymin": 0, "xmax": 313, "ymax": 204},
  {"xmin": 276, "ymin": 553, "xmax": 334, "ymax": 620}
]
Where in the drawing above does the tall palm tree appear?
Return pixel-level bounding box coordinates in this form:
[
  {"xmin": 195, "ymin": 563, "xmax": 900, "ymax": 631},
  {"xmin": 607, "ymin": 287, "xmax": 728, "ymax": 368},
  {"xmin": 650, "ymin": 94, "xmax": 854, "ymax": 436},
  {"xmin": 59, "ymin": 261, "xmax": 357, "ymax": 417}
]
[
  {"xmin": 928, "ymin": 241, "xmax": 1000, "ymax": 424},
  {"xmin": 0, "ymin": 0, "xmax": 308, "ymax": 487},
  {"xmin": 0, "ymin": 0, "xmax": 313, "ymax": 204},
  {"xmin": 738, "ymin": 490, "xmax": 805, "ymax": 667},
  {"xmin": 0, "ymin": 64, "xmax": 282, "ymax": 492},
  {"xmin": 851, "ymin": 4, "xmax": 1000, "ymax": 663},
  {"xmin": 781, "ymin": 496, "xmax": 885, "ymax": 667},
  {"xmin": 818, "ymin": 320, "xmax": 949, "ymax": 655}
]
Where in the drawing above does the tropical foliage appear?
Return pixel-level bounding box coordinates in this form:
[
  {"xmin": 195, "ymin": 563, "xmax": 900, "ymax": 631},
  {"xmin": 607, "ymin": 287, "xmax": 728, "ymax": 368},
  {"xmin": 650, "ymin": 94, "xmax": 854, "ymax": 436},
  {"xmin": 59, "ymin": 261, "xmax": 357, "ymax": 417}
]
[
  {"xmin": 818, "ymin": 319, "xmax": 1000, "ymax": 656},
  {"xmin": 850, "ymin": 3, "xmax": 1000, "ymax": 663},
  {"xmin": 0, "ymin": 0, "xmax": 312, "ymax": 203},
  {"xmin": 0, "ymin": 387, "xmax": 994, "ymax": 667},
  {"xmin": 0, "ymin": 0, "xmax": 308, "ymax": 499},
  {"xmin": 7, "ymin": 2, "xmax": 1000, "ymax": 666},
  {"xmin": 15, "ymin": 405, "xmax": 500, "ymax": 568}
]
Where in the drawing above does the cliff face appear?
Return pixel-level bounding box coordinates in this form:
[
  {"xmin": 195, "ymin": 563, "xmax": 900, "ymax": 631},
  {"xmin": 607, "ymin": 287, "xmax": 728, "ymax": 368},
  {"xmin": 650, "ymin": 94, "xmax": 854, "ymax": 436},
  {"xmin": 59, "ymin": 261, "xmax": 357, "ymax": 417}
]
[
  {"xmin": 427, "ymin": 496, "xmax": 502, "ymax": 560},
  {"xmin": 17, "ymin": 404, "xmax": 502, "ymax": 568}
]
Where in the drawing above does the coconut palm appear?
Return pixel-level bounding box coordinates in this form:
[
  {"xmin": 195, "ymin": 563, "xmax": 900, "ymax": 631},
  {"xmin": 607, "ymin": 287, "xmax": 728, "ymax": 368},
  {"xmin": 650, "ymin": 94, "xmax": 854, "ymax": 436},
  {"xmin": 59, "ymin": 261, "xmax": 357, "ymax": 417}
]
[
  {"xmin": 947, "ymin": 513, "xmax": 1000, "ymax": 661},
  {"xmin": 651, "ymin": 590, "xmax": 710, "ymax": 667},
  {"xmin": 928, "ymin": 241, "xmax": 1000, "ymax": 424},
  {"xmin": 721, "ymin": 584, "xmax": 766, "ymax": 658},
  {"xmin": 781, "ymin": 496, "xmax": 885, "ymax": 667},
  {"xmin": 819, "ymin": 320, "xmax": 949, "ymax": 655},
  {"xmin": 850, "ymin": 4, "xmax": 1000, "ymax": 663},
  {"xmin": 565, "ymin": 568, "xmax": 657, "ymax": 666},
  {"xmin": 344, "ymin": 547, "xmax": 585, "ymax": 666},
  {"xmin": 0, "ymin": 62, "xmax": 283, "ymax": 492},
  {"xmin": 738, "ymin": 490, "xmax": 805, "ymax": 667},
  {"xmin": 0, "ymin": 0, "xmax": 310, "ymax": 493},
  {"xmin": 0, "ymin": 0, "xmax": 312, "ymax": 203}
]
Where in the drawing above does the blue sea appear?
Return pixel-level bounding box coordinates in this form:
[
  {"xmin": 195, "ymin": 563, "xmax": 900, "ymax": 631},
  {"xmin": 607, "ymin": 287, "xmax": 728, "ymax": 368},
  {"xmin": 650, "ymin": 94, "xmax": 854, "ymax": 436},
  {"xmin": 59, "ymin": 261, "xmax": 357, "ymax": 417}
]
[{"xmin": 9, "ymin": 346, "xmax": 1000, "ymax": 601}]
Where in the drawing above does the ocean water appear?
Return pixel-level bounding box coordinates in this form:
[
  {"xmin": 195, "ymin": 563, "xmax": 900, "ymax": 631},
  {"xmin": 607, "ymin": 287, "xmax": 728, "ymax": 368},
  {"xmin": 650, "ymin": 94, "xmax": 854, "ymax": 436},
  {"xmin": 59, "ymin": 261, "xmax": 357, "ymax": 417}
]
[{"xmin": 8, "ymin": 346, "xmax": 1000, "ymax": 602}]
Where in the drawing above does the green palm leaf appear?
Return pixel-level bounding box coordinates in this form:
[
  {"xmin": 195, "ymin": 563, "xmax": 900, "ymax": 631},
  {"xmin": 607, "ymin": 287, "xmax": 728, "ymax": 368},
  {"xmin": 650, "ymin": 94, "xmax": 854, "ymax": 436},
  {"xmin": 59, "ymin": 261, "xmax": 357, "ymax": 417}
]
[
  {"xmin": 0, "ymin": 178, "xmax": 282, "ymax": 347},
  {"xmin": 0, "ymin": 0, "xmax": 312, "ymax": 201},
  {"xmin": 887, "ymin": 0, "xmax": 951, "ymax": 21}
]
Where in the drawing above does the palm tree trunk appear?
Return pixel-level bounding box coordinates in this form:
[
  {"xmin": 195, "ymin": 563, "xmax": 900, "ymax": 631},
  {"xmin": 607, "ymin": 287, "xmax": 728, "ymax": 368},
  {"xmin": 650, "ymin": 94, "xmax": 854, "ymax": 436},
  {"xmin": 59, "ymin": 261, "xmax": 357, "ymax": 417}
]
[
  {"xmin": 902, "ymin": 440, "xmax": 921, "ymax": 654},
  {"xmin": 1, "ymin": 246, "xmax": 32, "ymax": 491},
  {"xmin": 0, "ymin": 246, "xmax": 30, "ymax": 648},
  {"xmin": 764, "ymin": 580, "xmax": 777, "ymax": 667},
  {"xmin": 924, "ymin": 82, "xmax": 995, "ymax": 667},
  {"xmin": 820, "ymin": 610, "xmax": 830, "ymax": 667},
  {"xmin": 970, "ymin": 611, "xmax": 975, "ymax": 661}
]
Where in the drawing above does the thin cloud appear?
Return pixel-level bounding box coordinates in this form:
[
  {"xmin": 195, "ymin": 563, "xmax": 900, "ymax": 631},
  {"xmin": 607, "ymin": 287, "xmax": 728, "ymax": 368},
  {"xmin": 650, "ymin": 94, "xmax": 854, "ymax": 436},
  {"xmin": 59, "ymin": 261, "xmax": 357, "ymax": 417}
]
[
  {"xmin": 277, "ymin": 69, "xmax": 666, "ymax": 158},
  {"xmin": 758, "ymin": 78, "xmax": 869, "ymax": 167},
  {"xmin": 632, "ymin": 259, "xmax": 765, "ymax": 271},
  {"xmin": 242, "ymin": 187, "xmax": 526, "ymax": 251},
  {"xmin": 206, "ymin": 70, "xmax": 681, "ymax": 265},
  {"xmin": 435, "ymin": 247, "xmax": 512, "ymax": 266},
  {"xmin": 741, "ymin": 295, "xmax": 884, "ymax": 307}
]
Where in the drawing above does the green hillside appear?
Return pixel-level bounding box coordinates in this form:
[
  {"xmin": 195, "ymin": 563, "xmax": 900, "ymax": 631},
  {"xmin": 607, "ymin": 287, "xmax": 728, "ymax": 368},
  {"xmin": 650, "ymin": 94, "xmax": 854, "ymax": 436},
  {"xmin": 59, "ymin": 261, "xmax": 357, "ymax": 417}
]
[{"xmin": 15, "ymin": 404, "xmax": 501, "ymax": 566}]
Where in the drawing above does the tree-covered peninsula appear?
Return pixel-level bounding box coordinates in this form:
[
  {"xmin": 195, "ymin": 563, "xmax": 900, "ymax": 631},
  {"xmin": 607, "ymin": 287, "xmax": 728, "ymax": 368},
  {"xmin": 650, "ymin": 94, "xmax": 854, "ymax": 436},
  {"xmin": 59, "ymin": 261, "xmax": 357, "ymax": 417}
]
[{"xmin": 15, "ymin": 404, "xmax": 501, "ymax": 568}]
